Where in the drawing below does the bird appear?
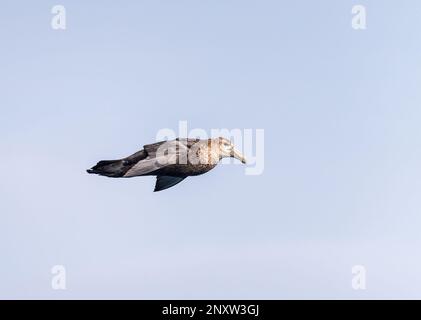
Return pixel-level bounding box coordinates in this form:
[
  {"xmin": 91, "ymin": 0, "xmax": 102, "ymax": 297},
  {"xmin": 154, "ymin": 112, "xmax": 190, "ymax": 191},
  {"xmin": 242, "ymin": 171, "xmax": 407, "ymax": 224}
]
[{"xmin": 87, "ymin": 137, "xmax": 247, "ymax": 192}]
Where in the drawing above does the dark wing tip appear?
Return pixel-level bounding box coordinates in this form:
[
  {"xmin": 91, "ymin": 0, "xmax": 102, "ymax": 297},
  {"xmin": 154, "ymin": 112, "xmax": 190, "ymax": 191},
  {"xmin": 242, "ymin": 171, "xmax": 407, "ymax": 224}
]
[{"xmin": 154, "ymin": 176, "xmax": 186, "ymax": 192}]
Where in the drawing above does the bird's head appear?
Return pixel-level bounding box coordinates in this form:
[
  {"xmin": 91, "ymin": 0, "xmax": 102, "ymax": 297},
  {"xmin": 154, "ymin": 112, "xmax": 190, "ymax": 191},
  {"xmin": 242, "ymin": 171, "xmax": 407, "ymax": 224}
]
[{"xmin": 215, "ymin": 137, "xmax": 247, "ymax": 164}]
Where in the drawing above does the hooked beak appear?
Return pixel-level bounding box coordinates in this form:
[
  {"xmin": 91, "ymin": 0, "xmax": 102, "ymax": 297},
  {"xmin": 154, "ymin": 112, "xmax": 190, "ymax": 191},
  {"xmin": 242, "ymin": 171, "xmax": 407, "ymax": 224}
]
[{"xmin": 231, "ymin": 149, "xmax": 247, "ymax": 164}]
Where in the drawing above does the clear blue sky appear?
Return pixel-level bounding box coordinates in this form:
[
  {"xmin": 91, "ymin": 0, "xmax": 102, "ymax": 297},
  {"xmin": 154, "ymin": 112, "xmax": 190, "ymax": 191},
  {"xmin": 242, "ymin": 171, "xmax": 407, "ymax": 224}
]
[{"xmin": 1, "ymin": 0, "xmax": 421, "ymax": 299}]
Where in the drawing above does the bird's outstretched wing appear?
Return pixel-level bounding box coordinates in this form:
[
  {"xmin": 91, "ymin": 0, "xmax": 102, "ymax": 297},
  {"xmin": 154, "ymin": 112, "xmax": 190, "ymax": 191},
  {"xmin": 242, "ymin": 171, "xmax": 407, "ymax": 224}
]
[
  {"xmin": 143, "ymin": 138, "xmax": 200, "ymax": 157},
  {"xmin": 176, "ymin": 138, "xmax": 201, "ymax": 148},
  {"xmin": 154, "ymin": 175, "xmax": 186, "ymax": 192},
  {"xmin": 123, "ymin": 140, "xmax": 189, "ymax": 177}
]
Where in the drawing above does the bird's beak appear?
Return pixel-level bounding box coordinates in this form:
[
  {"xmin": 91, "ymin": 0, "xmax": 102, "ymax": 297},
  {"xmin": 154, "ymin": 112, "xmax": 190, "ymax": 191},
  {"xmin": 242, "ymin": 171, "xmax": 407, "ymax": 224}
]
[{"xmin": 232, "ymin": 149, "xmax": 247, "ymax": 164}]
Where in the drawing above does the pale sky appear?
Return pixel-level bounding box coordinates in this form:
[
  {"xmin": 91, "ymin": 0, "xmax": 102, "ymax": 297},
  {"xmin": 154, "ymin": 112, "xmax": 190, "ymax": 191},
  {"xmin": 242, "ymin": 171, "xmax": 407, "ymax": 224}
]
[{"xmin": 1, "ymin": 0, "xmax": 421, "ymax": 299}]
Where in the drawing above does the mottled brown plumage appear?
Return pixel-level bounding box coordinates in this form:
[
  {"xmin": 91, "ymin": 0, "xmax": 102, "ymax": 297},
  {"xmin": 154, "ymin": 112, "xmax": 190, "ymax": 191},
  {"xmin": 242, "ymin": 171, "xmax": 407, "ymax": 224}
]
[{"xmin": 87, "ymin": 137, "xmax": 246, "ymax": 192}]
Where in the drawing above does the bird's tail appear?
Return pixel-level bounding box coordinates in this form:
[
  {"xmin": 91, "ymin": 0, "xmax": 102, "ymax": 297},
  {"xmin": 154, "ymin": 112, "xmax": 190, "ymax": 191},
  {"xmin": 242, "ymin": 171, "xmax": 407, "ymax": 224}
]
[
  {"xmin": 87, "ymin": 149, "xmax": 147, "ymax": 178},
  {"xmin": 87, "ymin": 159, "xmax": 131, "ymax": 177}
]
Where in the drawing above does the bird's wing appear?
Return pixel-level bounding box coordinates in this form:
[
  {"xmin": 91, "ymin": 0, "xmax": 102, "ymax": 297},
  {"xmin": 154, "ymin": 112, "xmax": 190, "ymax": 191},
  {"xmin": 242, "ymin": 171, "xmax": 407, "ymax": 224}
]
[
  {"xmin": 176, "ymin": 138, "xmax": 201, "ymax": 148},
  {"xmin": 123, "ymin": 156, "xmax": 171, "ymax": 177},
  {"xmin": 143, "ymin": 139, "xmax": 191, "ymax": 157},
  {"xmin": 122, "ymin": 149, "xmax": 148, "ymax": 164},
  {"xmin": 154, "ymin": 175, "xmax": 186, "ymax": 192},
  {"xmin": 123, "ymin": 140, "xmax": 188, "ymax": 177},
  {"xmin": 143, "ymin": 140, "xmax": 167, "ymax": 158}
]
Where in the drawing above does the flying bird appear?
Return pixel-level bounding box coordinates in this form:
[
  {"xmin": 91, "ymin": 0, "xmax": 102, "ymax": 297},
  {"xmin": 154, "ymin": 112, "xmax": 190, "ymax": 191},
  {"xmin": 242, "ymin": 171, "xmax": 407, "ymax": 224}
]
[{"xmin": 87, "ymin": 137, "xmax": 246, "ymax": 192}]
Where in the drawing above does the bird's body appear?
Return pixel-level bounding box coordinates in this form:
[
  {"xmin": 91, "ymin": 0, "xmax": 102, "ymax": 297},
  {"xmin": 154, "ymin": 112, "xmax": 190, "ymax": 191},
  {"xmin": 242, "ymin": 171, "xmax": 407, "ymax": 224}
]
[{"xmin": 87, "ymin": 137, "xmax": 246, "ymax": 192}]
